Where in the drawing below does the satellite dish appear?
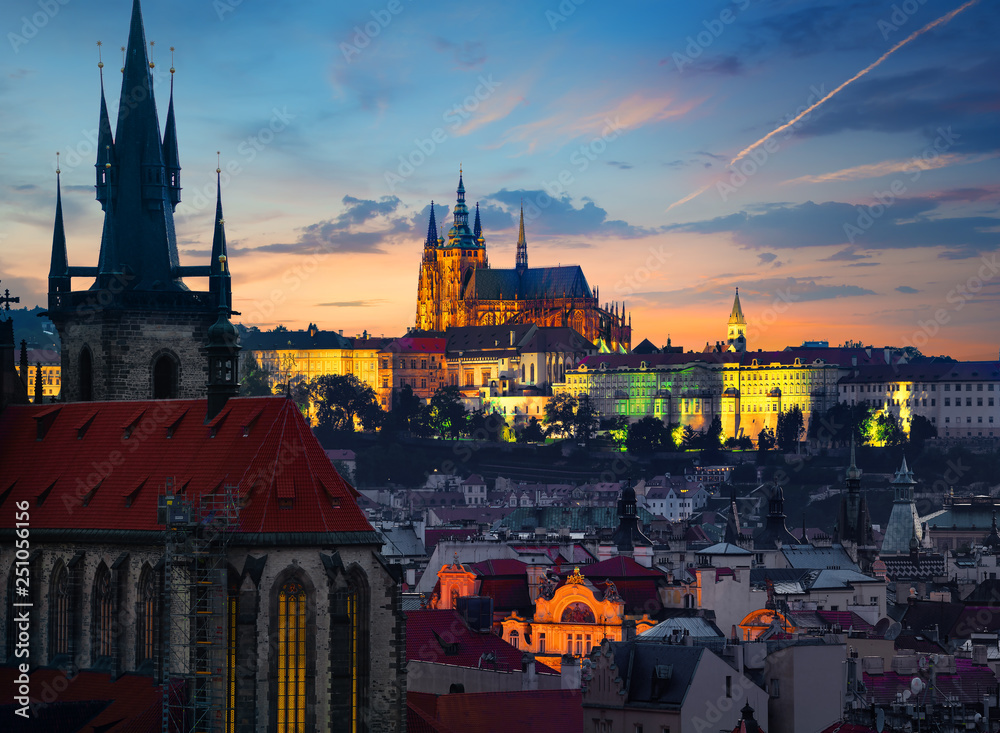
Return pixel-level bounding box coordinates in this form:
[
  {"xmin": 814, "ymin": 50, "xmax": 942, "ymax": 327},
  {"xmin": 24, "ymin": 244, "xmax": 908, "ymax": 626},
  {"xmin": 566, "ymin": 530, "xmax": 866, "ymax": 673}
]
[
  {"xmin": 911, "ymin": 677, "xmax": 924, "ymax": 695},
  {"xmin": 885, "ymin": 622, "xmax": 902, "ymax": 641},
  {"xmin": 876, "ymin": 708, "xmax": 885, "ymax": 733},
  {"xmin": 874, "ymin": 618, "xmax": 891, "ymax": 637},
  {"xmin": 902, "ymin": 690, "xmax": 912, "ymax": 701}
]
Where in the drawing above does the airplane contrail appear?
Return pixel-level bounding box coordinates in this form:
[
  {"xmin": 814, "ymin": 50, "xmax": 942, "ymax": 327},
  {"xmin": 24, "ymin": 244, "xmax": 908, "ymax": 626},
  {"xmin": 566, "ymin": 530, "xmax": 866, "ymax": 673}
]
[
  {"xmin": 665, "ymin": 0, "xmax": 981, "ymax": 212},
  {"xmin": 729, "ymin": 0, "xmax": 981, "ymax": 167}
]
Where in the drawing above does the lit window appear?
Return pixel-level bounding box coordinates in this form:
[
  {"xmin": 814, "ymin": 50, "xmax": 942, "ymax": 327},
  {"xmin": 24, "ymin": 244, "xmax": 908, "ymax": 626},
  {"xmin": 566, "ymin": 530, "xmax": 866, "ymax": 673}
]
[{"xmin": 277, "ymin": 580, "xmax": 307, "ymax": 732}]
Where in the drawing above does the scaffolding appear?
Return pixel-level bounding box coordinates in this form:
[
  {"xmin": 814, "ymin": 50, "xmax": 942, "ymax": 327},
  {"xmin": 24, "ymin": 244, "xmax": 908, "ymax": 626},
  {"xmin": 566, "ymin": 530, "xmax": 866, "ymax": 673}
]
[{"xmin": 159, "ymin": 480, "xmax": 240, "ymax": 733}]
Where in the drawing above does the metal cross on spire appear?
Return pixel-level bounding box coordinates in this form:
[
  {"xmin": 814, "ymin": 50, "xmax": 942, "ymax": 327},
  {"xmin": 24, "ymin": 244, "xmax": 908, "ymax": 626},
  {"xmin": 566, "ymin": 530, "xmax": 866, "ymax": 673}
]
[{"xmin": 0, "ymin": 282, "xmax": 20, "ymax": 314}]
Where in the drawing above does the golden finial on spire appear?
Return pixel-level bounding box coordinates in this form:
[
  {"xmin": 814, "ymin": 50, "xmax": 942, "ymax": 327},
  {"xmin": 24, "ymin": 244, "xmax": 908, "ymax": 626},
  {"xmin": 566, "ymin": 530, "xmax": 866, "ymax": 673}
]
[
  {"xmin": 148, "ymin": 41, "xmax": 155, "ymax": 69},
  {"xmin": 96, "ymin": 41, "xmax": 104, "ymax": 69},
  {"xmin": 120, "ymin": 45, "xmax": 125, "ymax": 73},
  {"xmin": 170, "ymin": 46, "xmax": 175, "ymax": 75},
  {"xmin": 56, "ymin": 151, "xmax": 60, "ymax": 175},
  {"xmin": 105, "ymin": 145, "xmax": 111, "ymax": 169}
]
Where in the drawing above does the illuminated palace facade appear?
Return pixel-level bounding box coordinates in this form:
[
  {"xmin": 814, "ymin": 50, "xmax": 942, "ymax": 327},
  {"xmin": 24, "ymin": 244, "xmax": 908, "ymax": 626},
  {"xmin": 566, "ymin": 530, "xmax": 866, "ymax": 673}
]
[
  {"xmin": 414, "ymin": 173, "xmax": 631, "ymax": 353},
  {"xmin": 556, "ymin": 293, "xmax": 895, "ymax": 440}
]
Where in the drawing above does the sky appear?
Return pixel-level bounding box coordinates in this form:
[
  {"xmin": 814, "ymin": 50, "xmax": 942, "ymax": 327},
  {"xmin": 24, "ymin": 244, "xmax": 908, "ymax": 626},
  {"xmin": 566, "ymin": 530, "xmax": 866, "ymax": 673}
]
[{"xmin": 1, "ymin": 0, "xmax": 998, "ymax": 359}]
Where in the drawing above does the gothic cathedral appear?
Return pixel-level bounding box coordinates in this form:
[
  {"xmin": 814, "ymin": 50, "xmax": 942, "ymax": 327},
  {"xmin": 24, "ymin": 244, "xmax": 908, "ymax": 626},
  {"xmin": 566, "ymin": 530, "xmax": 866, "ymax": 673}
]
[{"xmin": 414, "ymin": 173, "xmax": 631, "ymax": 352}]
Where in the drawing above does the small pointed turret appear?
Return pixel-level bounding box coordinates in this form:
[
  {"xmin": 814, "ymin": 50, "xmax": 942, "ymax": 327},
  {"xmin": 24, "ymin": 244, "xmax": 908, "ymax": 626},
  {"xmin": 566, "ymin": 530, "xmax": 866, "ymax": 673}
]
[
  {"xmin": 515, "ymin": 204, "xmax": 528, "ymax": 275},
  {"xmin": 473, "ymin": 202, "xmax": 482, "ymax": 240},
  {"xmin": 206, "ymin": 254, "xmax": 240, "ymax": 420},
  {"xmin": 49, "ymin": 164, "xmax": 70, "ymax": 296},
  {"xmin": 162, "ymin": 53, "xmax": 181, "ymax": 210},
  {"xmin": 209, "ymin": 166, "xmax": 231, "ymax": 309},
  {"xmin": 727, "ymin": 287, "xmax": 747, "ymax": 351}
]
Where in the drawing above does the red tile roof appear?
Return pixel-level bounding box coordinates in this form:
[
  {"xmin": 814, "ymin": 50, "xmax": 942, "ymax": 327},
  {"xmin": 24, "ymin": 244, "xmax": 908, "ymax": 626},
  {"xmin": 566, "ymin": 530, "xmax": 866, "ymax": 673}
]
[
  {"xmin": 0, "ymin": 668, "xmax": 164, "ymax": 733},
  {"xmin": 426, "ymin": 689, "xmax": 583, "ymax": 733},
  {"xmin": 405, "ymin": 610, "xmax": 551, "ymax": 672},
  {"xmin": 862, "ymin": 658, "xmax": 997, "ymax": 705},
  {"xmin": 0, "ymin": 397, "xmax": 374, "ymax": 537},
  {"xmin": 577, "ymin": 555, "xmax": 664, "ymax": 578}
]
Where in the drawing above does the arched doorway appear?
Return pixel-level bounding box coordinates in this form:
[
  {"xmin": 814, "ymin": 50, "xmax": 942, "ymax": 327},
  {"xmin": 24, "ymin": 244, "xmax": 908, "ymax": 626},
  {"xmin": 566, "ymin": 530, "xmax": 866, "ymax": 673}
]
[
  {"xmin": 152, "ymin": 353, "xmax": 178, "ymax": 399},
  {"xmin": 79, "ymin": 347, "xmax": 93, "ymax": 401}
]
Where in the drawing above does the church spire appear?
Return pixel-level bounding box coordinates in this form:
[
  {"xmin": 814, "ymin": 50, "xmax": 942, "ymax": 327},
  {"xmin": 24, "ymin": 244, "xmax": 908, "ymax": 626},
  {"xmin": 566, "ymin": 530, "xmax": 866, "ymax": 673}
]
[
  {"xmin": 94, "ymin": 0, "xmax": 181, "ymax": 291},
  {"xmin": 206, "ymin": 252, "xmax": 240, "ymax": 420},
  {"xmin": 425, "ymin": 201, "xmax": 438, "ymax": 248},
  {"xmin": 49, "ymin": 161, "xmax": 69, "ymax": 289},
  {"xmin": 209, "ymin": 163, "xmax": 231, "ymax": 309},
  {"xmin": 473, "ymin": 202, "xmax": 484, "ymax": 245},
  {"xmin": 162, "ymin": 48, "xmax": 181, "ymax": 210},
  {"xmin": 515, "ymin": 203, "xmax": 528, "ymax": 275},
  {"xmin": 727, "ymin": 287, "xmax": 747, "ymax": 351},
  {"xmin": 95, "ymin": 44, "xmax": 116, "ymax": 211}
]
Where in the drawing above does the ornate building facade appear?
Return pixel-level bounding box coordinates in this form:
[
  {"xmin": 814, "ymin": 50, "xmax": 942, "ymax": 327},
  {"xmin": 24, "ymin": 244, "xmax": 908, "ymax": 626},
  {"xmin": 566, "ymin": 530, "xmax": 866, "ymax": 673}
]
[{"xmin": 414, "ymin": 173, "xmax": 631, "ymax": 352}]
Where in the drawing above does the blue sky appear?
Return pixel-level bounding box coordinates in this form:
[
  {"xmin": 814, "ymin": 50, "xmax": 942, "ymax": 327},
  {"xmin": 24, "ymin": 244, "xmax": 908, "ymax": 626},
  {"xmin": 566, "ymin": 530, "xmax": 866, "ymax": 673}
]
[{"xmin": 1, "ymin": 0, "xmax": 998, "ymax": 358}]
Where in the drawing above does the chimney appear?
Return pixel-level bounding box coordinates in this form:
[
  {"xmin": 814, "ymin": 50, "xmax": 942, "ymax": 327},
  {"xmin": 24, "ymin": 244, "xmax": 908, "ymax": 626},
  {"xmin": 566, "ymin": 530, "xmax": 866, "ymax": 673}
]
[
  {"xmin": 560, "ymin": 654, "xmax": 581, "ymax": 689},
  {"xmin": 510, "ymin": 330, "xmax": 515, "ymax": 346}
]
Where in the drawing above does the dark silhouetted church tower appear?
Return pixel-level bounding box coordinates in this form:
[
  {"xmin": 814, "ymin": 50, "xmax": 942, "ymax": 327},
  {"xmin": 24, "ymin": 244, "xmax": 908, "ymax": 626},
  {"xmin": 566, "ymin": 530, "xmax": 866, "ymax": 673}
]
[{"xmin": 45, "ymin": 0, "xmax": 237, "ymax": 402}]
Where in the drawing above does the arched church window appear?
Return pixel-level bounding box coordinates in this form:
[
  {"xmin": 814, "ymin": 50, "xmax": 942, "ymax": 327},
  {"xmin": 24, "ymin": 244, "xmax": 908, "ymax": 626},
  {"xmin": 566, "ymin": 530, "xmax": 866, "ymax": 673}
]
[
  {"xmin": 49, "ymin": 561, "xmax": 69, "ymax": 659},
  {"xmin": 331, "ymin": 569, "xmax": 370, "ymax": 733},
  {"xmin": 152, "ymin": 353, "xmax": 178, "ymax": 399},
  {"xmin": 79, "ymin": 347, "xmax": 93, "ymax": 401},
  {"xmin": 136, "ymin": 565, "xmax": 158, "ymax": 667},
  {"xmin": 530, "ymin": 364, "xmax": 535, "ymax": 383},
  {"xmin": 277, "ymin": 579, "xmax": 307, "ymax": 732},
  {"xmin": 93, "ymin": 562, "xmax": 113, "ymax": 661}
]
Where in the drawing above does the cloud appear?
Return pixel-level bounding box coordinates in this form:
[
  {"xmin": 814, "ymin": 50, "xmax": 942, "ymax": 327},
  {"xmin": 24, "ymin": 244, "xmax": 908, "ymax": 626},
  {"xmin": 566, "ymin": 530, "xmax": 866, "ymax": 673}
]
[
  {"xmin": 668, "ymin": 195, "xmax": 1000, "ymax": 256},
  {"xmin": 606, "ymin": 161, "xmax": 633, "ymax": 170},
  {"xmin": 490, "ymin": 92, "xmax": 701, "ymax": 155},
  {"xmin": 664, "ymin": 150, "xmax": 727, "ymax": 170},
  {"xmin": 896, "ymin": 285, "xmax": 919, "ymax": 294},
  {"xmin": 757, "ymin": 252, "xmax": 778, "ymax": 266},
  {"xmin": 785, "ymin": 152, "xmax": 1000, "ymax": 185},
  {"xmin": 750, "ymin": 2, "xmax": 874, "ymax": 57},
  {"xmin": 668, "ymin": 54, "xmax": 744, "ymax": 75},
  {"xmin": 484, "ymin": 189, "xmax": 654, "ymax": 238},
  {"xmin": 317, "ymin": 300, "xmax": 388, "ymax": 307},
  {"xmin": 258, "ymin": 195, "xmax": 409, "ymax": 255},
  {"xmin": 433, "ymin": 38, "xmax": 487, "ymax": 69},
  {"xmin": 453, "ymin": 87, "xmax": 526, "ymax": 137},
  {"xmin": 629, "ymin": 275, "xmax": 876, "ymax": 309}
]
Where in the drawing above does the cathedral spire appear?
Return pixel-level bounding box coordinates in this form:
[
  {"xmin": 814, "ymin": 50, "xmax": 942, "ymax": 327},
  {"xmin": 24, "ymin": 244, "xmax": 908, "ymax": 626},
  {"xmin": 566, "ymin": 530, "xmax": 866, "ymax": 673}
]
[
  {"xmin": 515, "ymin": 203, "xmax": 528, "ymax": 275},
  {"xmin": 49, "ymin": 161, "xmax": 69, "ymax": 287},
  {"xmin": 473, "ymin": 202, "xmax": 483, "ymax": 243},
  {"xmin": 206, "ymin": 252, "xmax": 240, "ymax": 420},
  {"xmin": 425, "ymin": 201, "xmax": 438, "ymax": 247},
  {"xmin": 162, "ymin": 48, "xmax": 181, "ymax": 210}
]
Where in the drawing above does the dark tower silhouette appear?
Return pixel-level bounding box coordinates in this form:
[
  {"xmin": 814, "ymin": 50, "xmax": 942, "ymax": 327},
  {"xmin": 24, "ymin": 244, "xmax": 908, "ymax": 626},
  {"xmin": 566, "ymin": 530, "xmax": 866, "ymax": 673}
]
[
  {"xmin": 611, "ymin": 481, "xmax": 653, "ymax": 554},
  {"xmin": 45, "ymin": 0, "xmax": 237, "ymax": 403},
  {"xmin": 515, "ymin": 204, "xmax": 528, "ymax": 276}
]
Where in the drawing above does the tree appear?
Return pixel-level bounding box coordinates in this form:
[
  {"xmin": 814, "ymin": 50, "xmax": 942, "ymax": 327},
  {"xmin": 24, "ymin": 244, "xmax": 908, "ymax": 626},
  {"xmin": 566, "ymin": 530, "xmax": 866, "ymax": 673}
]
[
  {"xmin": 429, "ymin": 386, "xmax": 467, "ymax": 439},
  {"xmin": 544, "ymin": 394, "xmax": 578, "ymax": 439},
  {"xmin": 724, "ymin": 435, "xmax": 753, "ymax": 450},
  {"xmin": 240, "ymin": 355, "xmax": 273, "ymax": 397},
  {"xmin": 705, "ymin": 415, "xmax": 723, "ymax": 447},
  {"xmin": 625, "ymin": 416, "xmax": 671, "ymax": 455},
  {"xmin": 909, "ymin": 414, "xmax": 937, "ymax": 448},
  {"xmin": 679, "ymin": 425, "xmax": 697, "ymax": 450},
  {"xmin": 776, "ymin": 406, "xmax": 804, "ymax": 452},
  {"xmin": 389, "ymin": 384, "xmax": 422, "ymax": 432},
  {"xmin": 519, "ymin": 417, "xmax": 546, "ymax": 443},
  {"xmin": 309, "ymin": 374, "xmax": 382, "ymax": 432},
  {"xmin": 757, "ymin": 426, "xmax": 775, "ymax": 453},
  {"xmin": 870, "ymin": 411, "xmax": 905, "ymax": 447},
  {"xmin": 573, "ymin": 395, "xmax": 600, "ymax": 446}
]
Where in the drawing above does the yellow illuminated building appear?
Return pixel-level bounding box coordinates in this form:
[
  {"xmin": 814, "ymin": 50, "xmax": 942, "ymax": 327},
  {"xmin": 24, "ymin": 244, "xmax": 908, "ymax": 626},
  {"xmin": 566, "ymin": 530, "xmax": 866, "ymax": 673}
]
[
  {"xmin": 16, "ymin": 348, "xmax": 61, "ymax": 401},
  {"xmin": 500, "ymin": 567, "xmax": 655, "ymax": 670}
]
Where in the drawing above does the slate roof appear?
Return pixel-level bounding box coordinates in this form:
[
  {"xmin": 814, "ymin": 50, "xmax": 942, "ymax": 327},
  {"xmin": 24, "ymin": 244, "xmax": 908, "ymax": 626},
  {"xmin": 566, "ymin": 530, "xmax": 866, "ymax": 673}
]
[
  {"xmin": 699, "ymin": 542, "xmax": 752, "ymax": 555},
  {"xmin": 242, "ymin": 328, "xmax": 354, "ymax": 350},
  {"xmin": 472, "ymin": 558, "xmax": 530, "ymax": 576},
  {"xmin": 839, "ymin": 360, "xmax": 1000, "ymax": 384},
  {"xmin": 464, "ymin": 266, "xmax": 593, "ymax": 301},
  {"xmin": 782, "ymin": 545, "xmax": 860, "ymax": 572},
  {"xmin": 379, "ymin": 526, "xmax": 427, "ymax": 557},
  {"xmin": 608, "ymin": 641, "xmax": 705, "ymax": 707},
  {"xmin": 0, "ymin": 397, "xmax": 375, "ymax": 540},
  {"xmin": 578, "ymin": 347, "xmax": 892, "ymax": 372},
  {"xmin": 520, "ymin": 327, "xmax": 595, "ymax": 354},
  {"xmin": 639, "ymin": 616, "xmax": 724, "ymax": 640},
  {"xmin": 962, "ymin": 578, "xmax": 1000, "ymax": 605}
]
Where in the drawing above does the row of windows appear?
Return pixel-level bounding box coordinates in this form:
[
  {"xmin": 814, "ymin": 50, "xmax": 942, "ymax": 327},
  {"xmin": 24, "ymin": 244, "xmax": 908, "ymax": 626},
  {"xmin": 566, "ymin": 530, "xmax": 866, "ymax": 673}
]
[{"xmin": 944, "ymin": 416, "xmax": 995, "ymax": 424}]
